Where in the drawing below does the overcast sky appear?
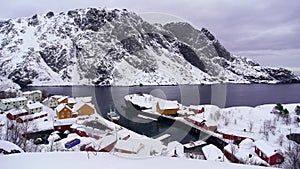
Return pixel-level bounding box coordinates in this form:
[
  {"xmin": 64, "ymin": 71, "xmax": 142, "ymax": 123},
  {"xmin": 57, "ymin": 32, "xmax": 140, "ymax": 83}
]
[{"xmin": 0, "ymin": 0, "xmax": 299, "ymax": 70}]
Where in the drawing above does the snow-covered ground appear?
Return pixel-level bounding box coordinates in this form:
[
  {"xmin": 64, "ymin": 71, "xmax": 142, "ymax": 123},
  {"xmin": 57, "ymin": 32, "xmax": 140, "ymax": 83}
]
[
  {"xmin": 218, "ymin": 103, "xmax": 300, "ymax": 151},
  {"xmin": 0, "ymin": 140, "xmax": 23, "ymax": 153},
  {"xmin": 0, "ymin": 152, "xmax": 276, "ymax": 169}
]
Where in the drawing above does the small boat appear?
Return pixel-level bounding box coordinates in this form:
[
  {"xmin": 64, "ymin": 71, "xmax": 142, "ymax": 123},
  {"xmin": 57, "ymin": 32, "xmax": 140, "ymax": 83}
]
[{"xmin": 107, "ymin": 108, "xmax": 120, "ymax": 122}]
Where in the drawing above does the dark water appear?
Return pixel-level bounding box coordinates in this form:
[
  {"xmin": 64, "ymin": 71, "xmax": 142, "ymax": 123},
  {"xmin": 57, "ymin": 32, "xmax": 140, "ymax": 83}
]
[{"xmin": 24, "ymin": 84, "xmax": 300, "ymax": 144}]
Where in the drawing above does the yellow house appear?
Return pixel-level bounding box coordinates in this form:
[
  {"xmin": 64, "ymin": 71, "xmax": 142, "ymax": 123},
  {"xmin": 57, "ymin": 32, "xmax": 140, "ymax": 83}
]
[
  {"xmin": 56, "ymin": 104, "xmax": 73, "ymax": 119},
  {"xmin": 73, "ymin": 102, "xmax": 95, "ymax": 116},
  {"xmin": 156, "ymin": 100, "xmax": 179, "ymax": 115}
]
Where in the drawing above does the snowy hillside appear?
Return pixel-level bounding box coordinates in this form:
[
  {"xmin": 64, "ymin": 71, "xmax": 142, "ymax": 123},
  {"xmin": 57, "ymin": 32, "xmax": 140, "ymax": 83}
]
[
  {"xmin": 0, "ymin": 7, "xmax": 298, "ymax": 86},
  {"xmin": 217, "ymin": 103, "xmax": 300, "ymax": 152}
]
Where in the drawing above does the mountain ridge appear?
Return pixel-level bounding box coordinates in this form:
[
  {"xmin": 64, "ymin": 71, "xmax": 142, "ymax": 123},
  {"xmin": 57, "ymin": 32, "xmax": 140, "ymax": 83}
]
[{"xmin": 0, "ymin": 7, "xmax": 298, "ymax": 87}]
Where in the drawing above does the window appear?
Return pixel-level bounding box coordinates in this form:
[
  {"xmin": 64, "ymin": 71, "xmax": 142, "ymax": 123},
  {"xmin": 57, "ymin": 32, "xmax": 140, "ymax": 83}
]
[{"xmin": 276, "ymin": 158, "xmax": 281, "ymax": 163}]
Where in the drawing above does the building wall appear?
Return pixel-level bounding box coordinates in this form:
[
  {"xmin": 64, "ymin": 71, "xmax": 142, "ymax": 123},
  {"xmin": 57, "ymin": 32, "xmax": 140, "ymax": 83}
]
[
  {"xmin": 224, "ymin": 150, "xmax": 240, "ymax": 163},
  {"xmin": 49, "ymin": 99, "xmax": 58, "ymax": 108},
  {"xmin": 270, "ymin": 154, "xmax": 284, "ymax": 165},
  {"xmin": 58, "ymin": 98, "xmax": 68, "ymax": 104},
  {"xmin": 57, "ymin": 108, "xmax": 72, "ymax": 119},
  {"xmin": 23, "ymin": 92, "xmax": 42, "ymax": 102},
  {"xmin": 27, "ymin": 106, "xmax": 42, "ymax": 114},
  {"xmin": 7, "ymin": 112, "xmax": 28, "ymax": 120},
  {"xmin": 156, "ymin": 103, "xmax": 179, "ymax": 115},
  {"xmin": 77, "ymin": 104, "xmax": 95, "ymax": 116},
  {"xmin": 0, "ymin": 99, "xmax": 27, "ymax": 111}
]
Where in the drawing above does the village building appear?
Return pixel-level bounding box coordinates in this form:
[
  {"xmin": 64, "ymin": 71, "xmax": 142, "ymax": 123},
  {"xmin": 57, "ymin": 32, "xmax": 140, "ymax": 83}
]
[
  {"xmin": 72, "ymin": 102, "xmax": 95, "ymax": 116},
  {"xmin": 114, "ymin": 138, "xmax": 164, "ymax": 156},
  {"xmin": 98, "ymin": 135, "xmax": 118, "ymax": 152},
  {"xmin": 0, "ymin": 97, "xmax": 27, "ymax": 111},
  {"xmin": 57, "ymin": 96, "xmax": 68, "ymax": 104},
  {"xmin": 114, "ymin": 140, "xmax": 144, "ymax": 154},
  {"xmin": 25, "ymin": 102, "xmax": 43, "ymax": 114},
  {"xmin": 202, "ymin": 144, "xmax": 228, "ymax": 162},
  {"xmin": 54, "ymin": 118, "xmax": 77, "ymax": 132},
  {"xmin": 55, "ymin": 104, "xmax": 74, "ymax": 119},
  {"xmin": 51, "ymin": 95, "xmax": 64, "ymax": 101},
  {"xmin": 224, "ymin": 139, "xmax": 269, "ymax": 166},
  {"xmin": 156, "ymin": 100, "xmax": 179, "ymax": 115},
  {"xmin": 54, "ymin": 96, "xmax": 76, "ymax": 108},
  {"xmin": 254, "ymin": 140, "xmax": 284, "ymax": 165},
  {"xmin": 165, "ymin": 141, "xmax": 184, "ymax": 157},
  {"xmin": 22, "ymin": 90, "xmax": 42, "ymax": 102},
  {"xmin": 42, "ymin": 97, "xmax": 58, "ymax": 108},
  {"xmin": 218, "ymin": 129, "xmax": 254, "ymax": 144},
  {"xmin": 6, "ymin": 108, "xmax": 28, "ymax": 120},
  {"xmin": 16, "ymin": 111, "xmax": 48, "ymax": 123},
  {"xmin": 183, "ymin": 140, "xmax": 207, "ymax": 160},
  {"xmin": 0, "ymin": 89, "xmax": 17, "ymax": 99},
  {"xmin": 67, "ymin": 98, "xmax": 76, "ymax": 108}
]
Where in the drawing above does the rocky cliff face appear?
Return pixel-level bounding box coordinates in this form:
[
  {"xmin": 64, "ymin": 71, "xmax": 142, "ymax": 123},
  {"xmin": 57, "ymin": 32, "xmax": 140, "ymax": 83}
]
[{"xmin": 0, "ymin": 7, "xmax": 298, "ymax": 86}]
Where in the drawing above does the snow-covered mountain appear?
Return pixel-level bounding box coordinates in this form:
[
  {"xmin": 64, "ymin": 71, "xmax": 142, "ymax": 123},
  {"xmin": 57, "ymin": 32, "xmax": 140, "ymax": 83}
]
[{"xmin": 0, "ymin": 7, "xmax": 298, "ymax": 86}]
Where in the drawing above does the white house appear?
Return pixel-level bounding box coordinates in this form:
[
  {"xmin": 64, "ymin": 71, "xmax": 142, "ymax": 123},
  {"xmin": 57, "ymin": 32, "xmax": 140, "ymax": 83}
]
[
  {"xmin": 0, "ymin": 97, "xmax": 27, "ymax": 111},
  {"xmin": 22, "ymin": 90, "xmax": 42, "ymax": 102},
  {"xmin": 42, "ymin": 97, "xmax": 58, "ymax": 108},
  {"xmin": 25, "ymin": 102, "xmax": 43, "ymax": 114}
]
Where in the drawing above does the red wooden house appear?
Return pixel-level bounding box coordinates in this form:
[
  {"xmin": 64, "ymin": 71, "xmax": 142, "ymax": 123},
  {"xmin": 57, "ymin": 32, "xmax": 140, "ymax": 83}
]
[
  {"xmin": 254, "ymin": 140, "xmax": 284, "ymax": 165},
  {"xmin": 53, "ymin": 118, "xmax": 76, "ymax": 132},
  {"xmin": 220, "ymin": 130, "xmax": 254, "ymax": 144},
  {"xmin": 7, "ymin": 109, "xmax": 28, "ymax": 120},
  {"xmin": 16, "ymin": 111, "xmax": 47, "ymax": 123},
  {"xmin": 224, "ymin": 144, "xmax": 241, "ymax": 163}
]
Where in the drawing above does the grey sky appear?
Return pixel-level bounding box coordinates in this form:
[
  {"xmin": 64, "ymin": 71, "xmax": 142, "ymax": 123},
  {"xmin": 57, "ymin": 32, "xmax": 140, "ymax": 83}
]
[{"xmin": 0, "ymin": 0, "xmax": 299, "ymax": 68}]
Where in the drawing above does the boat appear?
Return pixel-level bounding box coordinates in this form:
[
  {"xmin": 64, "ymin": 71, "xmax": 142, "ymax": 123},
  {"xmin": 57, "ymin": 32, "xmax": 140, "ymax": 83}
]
[{"xmin": 107, "ymin": 108, "xmax": 120, "ymax": 122}]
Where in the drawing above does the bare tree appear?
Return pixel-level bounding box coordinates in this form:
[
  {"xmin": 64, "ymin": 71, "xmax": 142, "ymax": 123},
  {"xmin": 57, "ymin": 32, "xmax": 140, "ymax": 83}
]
[
  {"xmin": 277, "ymin": 134, "xmax": 284, "ymax": 146},
  {"xmin": 262, "ymin": 120, "xmax": 272, "ymax": 141},
  {"xmin": 282, "ymin": 143, "xmax": 300, "ymax": 169},
  {"xmin": 248, "ymin": 121, "xmax": 254, "ymax": 132},
  {"xmin": 4, "ymin": 120, "xmax": 36, "ymax": 152}
]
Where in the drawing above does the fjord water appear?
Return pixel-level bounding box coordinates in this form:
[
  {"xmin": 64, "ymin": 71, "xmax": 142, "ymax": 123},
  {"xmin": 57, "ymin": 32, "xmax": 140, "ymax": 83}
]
[{"xmin": 24, "ymin": 84, "xmax": 300, "ymax": 143}]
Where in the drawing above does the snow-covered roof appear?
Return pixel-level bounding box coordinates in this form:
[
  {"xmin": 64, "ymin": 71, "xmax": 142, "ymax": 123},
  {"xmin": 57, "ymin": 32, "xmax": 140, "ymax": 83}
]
[
  {"xmin": 186, "ymin": 114, "xmax": 206, "ymax": 123},
  {"xmin": 26, "ymin": 102, "xmax": 43, "ymax": 110},
  {"xmin": 58, "ymin": 96, "xmax": 68, "ymax": 103},
  {"xmin": 70, "ymin": 124, "xmax": 107, "ymax": 136},
  {"xmin": 125, "ymin": 94, "xmax": 153, "ymax": 109},
  {"xmin": 8, "ymin": 108, "xmax": 27, "ymax": 116},
  {"xmin": 114, "ymin": 140, "xmax": 144, "ymax": 153},
  {"xmin": 72, "ymin": 101, "xmax": 94, "ymax": 112},
  {"xmin": 1, "ymin": 97, "xmax": 27, "ymax": 103},
  {"xmin": 254, "ymin": 140, "xmax": 279, "ymax": 158},
  {"xmin": 218, "ymin": 129, "xmax": 254, "ymax": 139},
  {"xmin": 0, "ymin": 140, "xmax": 23, "ymax": 153},
  {"xmin": 183, "ymin": 140, "xmax": 206, "ymax": 148},
  {"xmin": 99, "ymin": 135, "xmax": 117, "ymax": 149},
  {"xmin": 68, "ymin": 98, "xmax": 76, "ymax": 104},
  {"xmin": 54, "ymin": 118, "xmax": 77, "ymax": 126},
  {"xmin": 22, "ymin": 90, "xmax": 42, "ymax": 95},
  {"xmin": 75, "ymin": 96, "xmax": 92, "ymax": 103},
  {"xmin": 166, "ymin": 141, "xmax": 184, "ymax": 157},
  {"xmin": 239, "ymin": 138, "xmax": 254, "ymax": 149},
  {"xmin": 157, "ymin": 100, "xmax": 179, "ymax": 110},
  {"xmin": 51, "ymin": 95, "xmax": 64, "ymax": 99},
  {"xmin": 42, "ymin": 97, "xmax": 57, "ymax": 103},
  {"xmin": 56, "ymin": 104, "xmax": 71, "ymax": 113},
  {"xmin": 18, "ymin": 111, "xmax": 48, "ymax": 121},
  {"xmin": 202, "ymin": 144, "xmax": 227, "ymax": 162}
]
